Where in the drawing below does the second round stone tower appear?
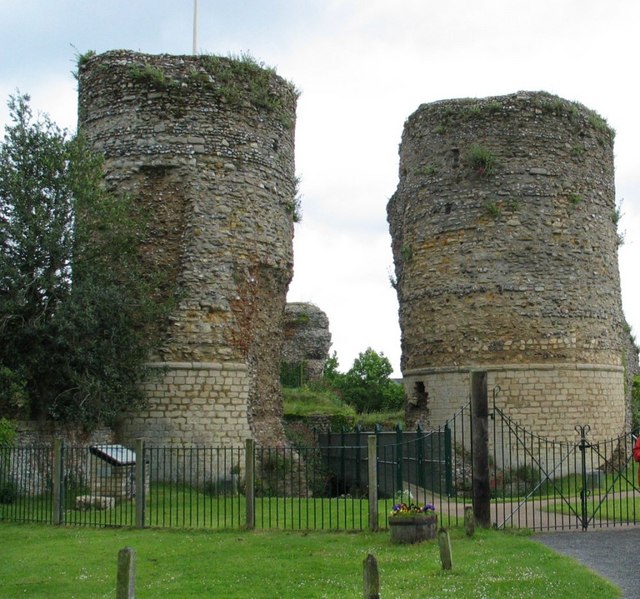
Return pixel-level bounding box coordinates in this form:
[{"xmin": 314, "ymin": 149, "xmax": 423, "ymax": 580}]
[
  {"xmin": 388, "ymin": 91, "xmax": 627, "ymax": 440},
  {"xmin": 79, "ymin": 51, "xmax": 298, "ymax": 447}
]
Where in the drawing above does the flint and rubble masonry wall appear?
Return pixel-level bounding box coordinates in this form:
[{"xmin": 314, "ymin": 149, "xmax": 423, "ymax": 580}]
[
  {"xmin": 282, "ymin": 302, "xmax": 332, "ymax": 380},
  {"xmin": 388, "ymin": 91, "xmax": 627, "ymax": 441},
  {"xmin": 79, "ymin": 51, "xmax": 298, "ymax": 448}
]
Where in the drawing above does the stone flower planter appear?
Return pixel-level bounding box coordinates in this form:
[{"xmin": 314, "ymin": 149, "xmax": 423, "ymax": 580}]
[{"xmin": 389, "ymin": 515, "xmax": 438, "ymax": 544}]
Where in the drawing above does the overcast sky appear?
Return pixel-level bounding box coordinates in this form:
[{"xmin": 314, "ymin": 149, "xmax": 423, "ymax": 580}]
[{"xmin": 1, "ymin": 0, "xmax": 639, "ymax": 375}]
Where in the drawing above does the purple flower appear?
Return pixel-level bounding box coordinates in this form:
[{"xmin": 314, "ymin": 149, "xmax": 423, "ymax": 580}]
[{"xmin": 390, "ymin": 501, "xmax": 437, "ymax": 517}]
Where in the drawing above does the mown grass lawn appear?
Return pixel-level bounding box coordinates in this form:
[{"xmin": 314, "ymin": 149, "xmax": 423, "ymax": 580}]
[{"xmin": 0, "ymin": 523, "xmax": 620, "ymax": 598}]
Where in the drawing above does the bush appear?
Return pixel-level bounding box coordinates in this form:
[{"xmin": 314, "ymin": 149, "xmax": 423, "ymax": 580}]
[
  {"xmin": 280, "ymin": 362, "xmax": 307, "ymax": 388},
  {"xmin": 0, "ymin": 418, "xmax": 17, "ymax": 447},
  {"xmin": 0, "ymin": 418, "xmax": 17, "ymax": 504},
  {"xmin": 330, "ymin": 348, "xmax": 404, "ymax": 413}
]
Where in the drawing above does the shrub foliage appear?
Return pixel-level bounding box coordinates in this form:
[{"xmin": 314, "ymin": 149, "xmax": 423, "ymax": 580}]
[
  {"xmin": 326, "ymin": 348, "xmax": 404, "ymax": 413},
  {"xmin": 0, "ymin": 94, "xmax": 170, "ymax": 428}
]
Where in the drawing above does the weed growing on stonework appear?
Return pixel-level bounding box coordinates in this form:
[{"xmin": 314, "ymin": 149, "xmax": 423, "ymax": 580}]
[
  {"xmin": 541, "ymin": 97, "xmax": 566, "ymax": 116},
  {"xmin": 73, "ymin": 49, "xmax": 96, "ymax": 73},
  {"xmin": 507, "ymin": 198, "xmax": 521, "ymax": 212},
  {"xmin": 570, "ymin": 144, "xmax": 586, "ymax": 158},
  {"xmin": 466, "ymin": 144, "xmax": 496, "ymax": 178},
  {"xmin": 612, "ymin": 200, "xmax": 625, "ymax": 246},
  {"xmin": 197, "ymin": 53, "xmax": 299, "ymax": 128},
  {"xmin": 187, "ymin": 67, "xmax": 210, "ymax": 86},
  {"xmin": 129, "ymin": 63, "xmax": 178, "ymax": 90},
  {"xmin": 588, "ymin": 112, "xmax": 614, "ymax": 135},
  {"xmin": 71, "ymin": 48, "xmax": 96, "ymax": 82},
  {"xmin": 485, "ymin": 100, "xmax": 502, "ymax": 114},
  {"xmin": 419, "ymin": 163, "xmax": 438, "ymax": 176},
  {"xmin": 484, "ymin": 201, "xmax": 501, "ymax": 219},
  {"xmin": 284, "ymin": 176, "xmax": 303, "ymax": 223},
  {"xmin": 568, "ymin": 192, "xmax": 582, "ymax": 206}
]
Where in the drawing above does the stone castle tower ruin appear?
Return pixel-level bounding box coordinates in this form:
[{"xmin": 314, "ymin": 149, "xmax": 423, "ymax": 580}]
[
  {"xmin": 78, "ymin": 50, "xmax": 298, "ymax": 448},
  {"xmin": 388, "ymin": 91, "xmax": 631, "ymax": 441},
  {"xmin": 282, "ymin": 303, "xmax": 332, "ymax": 382}
]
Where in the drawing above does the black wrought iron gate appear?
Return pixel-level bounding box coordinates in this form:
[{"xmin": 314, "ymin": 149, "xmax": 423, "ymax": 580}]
[{"xmin": 488, "ymin": 407, "xmax": 640, "ymax": 531}]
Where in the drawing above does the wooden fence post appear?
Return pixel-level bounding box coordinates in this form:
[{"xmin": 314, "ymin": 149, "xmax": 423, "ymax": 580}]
[
  {"xmin": 437, "ymin": 528, "xmax": 453, "ymax": 571},
  {"xmin": 135, "ymin": 439, "xmax": 145, "ymax": 529},
  {"xmin": 52, "ymin": 438, "xmax": 63, "ymax": 525},
  {"xmin": 464, "ymin": 505, "xmax": 475, "ymax": 537},
  {"xmin": 116, "ymin": 547, "xmax": 136, "ymax": 599},
  {"xmin": 471, "ymin": 371, "xmax": 491, "ymax": 528},
  {"xmin": 363, "ymin": 553, "xmax": 380, "ymax": 599},
  {"xmin": 245, "ymin": 438, "xmax": 255, "ymax": 530},
  {"xmin": 367, "ymin": 435, "xmax": 378, "ymax": 531}
]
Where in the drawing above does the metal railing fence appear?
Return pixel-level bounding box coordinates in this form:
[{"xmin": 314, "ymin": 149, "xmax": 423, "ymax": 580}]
[
  {"xmin": 2, "ymin": 402, "xmax": 640, "ymax": 532},
  {"xmin": 490, "ymin": 407, "xmax": 640, "ymax": 531},
  {"xmin": 0, "ymin": 444, "xmax": 53, "ymax": 524}
]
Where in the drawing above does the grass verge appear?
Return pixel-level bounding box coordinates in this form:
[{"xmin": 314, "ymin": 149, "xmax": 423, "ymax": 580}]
[{"xmin": 0, "ymin": 523, "xmax": 620, "ymax": 598}]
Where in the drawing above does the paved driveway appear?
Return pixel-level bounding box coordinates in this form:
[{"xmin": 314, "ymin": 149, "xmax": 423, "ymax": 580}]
[{"xmin": 534, "ymin": 528, "xmax": 640, "ymax": 599}]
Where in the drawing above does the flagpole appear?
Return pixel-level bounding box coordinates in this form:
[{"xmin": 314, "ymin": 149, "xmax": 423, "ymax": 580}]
[{"xmin": 192, "ymin": 0, "xmax": 198, "ymax": 55}]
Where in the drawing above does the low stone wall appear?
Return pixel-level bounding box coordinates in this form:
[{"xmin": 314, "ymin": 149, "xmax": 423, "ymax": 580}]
[
  {"xmin": 7, "ymin": 424, "xmax": 115, "ymax": 498},
  {"xmin": 13, "ymin": 421, "xmax": 114, "ymax": 446}
]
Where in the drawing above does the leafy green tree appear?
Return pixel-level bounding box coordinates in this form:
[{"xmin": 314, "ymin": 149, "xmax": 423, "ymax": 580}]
[
  {"xmin": 329, "ymin": 347, "xmax": 404, "ymax": 413},
  {"xmin": 322, "ymin": 351, "xmax": 341, "ymax": 382},
  {"xmin": 0, "ymin": 94, "xmax": 168, "ymax": 428}
]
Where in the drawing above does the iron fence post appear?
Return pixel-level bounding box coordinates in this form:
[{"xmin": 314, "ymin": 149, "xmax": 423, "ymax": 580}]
[
  {"xmin": 135, "ymin": 439, "xmax": 145, "ymax": 528},
  {"xmin": 355, "ymin": 424, "xmax": 362, "ymax": 492},
  {"xmin": 340, "ymin": 428, "xmax": 346, "ymax": 495},
  {"xmin": 416, "ymin": 423, "xmax": 425, "ymax": 490},
  {"xmin": 444, "ymin": 423, "xmax": 453, "ymax": 496},
  {"xmin": 576, "ymin": 424, "xmax": 591, "ymax": 531},
  {"xmin": 52, "ymin": 438, "xmax": 64, "ymax": 525},
  {"xmin": 245, "ymin": 438, "xmax": 255, "ymax": 529},
  {"xmin": 395, "ymin": 424, "xmax": 403, "ymax": 495},
  {"xmin": 367, "ymin": 435, "xmax": 378, "ymax": 531}
]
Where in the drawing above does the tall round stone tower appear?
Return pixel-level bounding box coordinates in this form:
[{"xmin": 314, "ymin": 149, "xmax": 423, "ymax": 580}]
[
  {"xmin": 78, "ymin": 51, "xmax": 298, "ymax": 447},
  {"xmin": 387, "ymin": 91, "xmax": 628, "ymax": 441}
]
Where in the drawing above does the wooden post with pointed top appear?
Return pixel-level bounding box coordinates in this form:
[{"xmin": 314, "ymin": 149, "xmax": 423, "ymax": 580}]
[
  {"xmin": 438, "ymin": 528, "xmax": 453, "ymax": 570},
  {"xmin": 464, "ymin": 505, "xmax": 475, "ymax": 536},
  {"xmin": 363, "ymin": 553, "xmax": 380, "ymax": 599}
]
